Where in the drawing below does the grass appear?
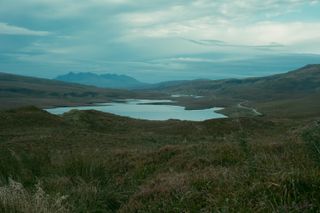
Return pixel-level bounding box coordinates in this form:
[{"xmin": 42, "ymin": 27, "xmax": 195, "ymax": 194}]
[
  {"xmin": 150, "ymin": 65, "xmax": 320, "ymax": 119},
  {"xmin": 0, "ymin": 72, "xmax": 167, "ymax": 110},
  {"xmin": 0, "ymin": 107, "xmax": 320, "ymax": 212},
  {"xmin": 0, "ymin": 179, "xmax": 69, "ymax": 213}
]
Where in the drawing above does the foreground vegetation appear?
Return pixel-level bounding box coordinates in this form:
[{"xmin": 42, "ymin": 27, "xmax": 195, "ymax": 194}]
[{"xmin": 0, "ymin": 107, "xmax": 320, "ymax": 212}]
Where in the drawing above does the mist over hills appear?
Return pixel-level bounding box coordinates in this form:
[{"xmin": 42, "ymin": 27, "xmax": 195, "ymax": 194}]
[
  {"xmin": 55, "ymin": 72, "xmax": 149, "ymax": 89},
  {"xmin": 54, "ymin": 64, "xmax": 320, "ymax": 96}
]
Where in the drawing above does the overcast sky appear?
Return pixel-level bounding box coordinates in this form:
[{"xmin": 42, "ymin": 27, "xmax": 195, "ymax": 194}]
[{"xmin": 1, "ymin": 0, "xmax": 320, "ymax": 82}]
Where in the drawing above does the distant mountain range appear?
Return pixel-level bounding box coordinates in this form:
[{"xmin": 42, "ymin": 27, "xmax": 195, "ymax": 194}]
[
  {"xmin": 1, "ymin": 64, "xmax": 320, "ymax": 118},
  {"xmin": 55, "ymin": 72, "xmax": 149, "ymax": 89}
]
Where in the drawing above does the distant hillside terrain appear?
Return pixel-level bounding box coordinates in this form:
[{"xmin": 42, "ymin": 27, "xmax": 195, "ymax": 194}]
[
  {"xmin": 149, "ymin": 65, "xmax": 320, "ymax": 118},
  {"xmin": 0, "ymin": 72, "xmax": 161, "ymax": 109},
  {"xmin": 55, "ymin": 72, "xmax": 149, "ymax": 89},
  {"xmin": 1, "ymin": 65, "xmax": 320, "ymax": 118},
  {"xmin": 153, "ymin": 64, "xmax": 320, "ymax": 99}
]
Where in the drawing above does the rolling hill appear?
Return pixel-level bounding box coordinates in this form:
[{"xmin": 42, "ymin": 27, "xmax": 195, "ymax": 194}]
[
  {"xmin": 1, "ymin": 65, "xmax": 320, "ymax": 118},
  {"xmin": 152, "ymin": 64, "xmax": 320, "ymax": 99},
  {"xmin": 149, "ymin": 64, "xmax": 320, "ymax": 118},
  {"xmin": 0, "ymin": 72, "xmax": 161, "ymax": 110},
  {"xmin": 0, "ymin": 104, "xmax": 319, "ymax": 212},
  {"xmin": 1, "ymin": 66, "xmax": 320, "ymax": 211}
]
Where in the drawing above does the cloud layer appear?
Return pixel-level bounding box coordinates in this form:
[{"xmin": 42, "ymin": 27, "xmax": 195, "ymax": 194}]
[{"xmin": 0, "ymin": 0, "xmax": 320, "ymax": 82}]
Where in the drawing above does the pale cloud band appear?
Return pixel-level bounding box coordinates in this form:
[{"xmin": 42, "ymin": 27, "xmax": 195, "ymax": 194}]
[{"xmin": 0, "ymin": 22, "xmax": 50, "ymax": 36}]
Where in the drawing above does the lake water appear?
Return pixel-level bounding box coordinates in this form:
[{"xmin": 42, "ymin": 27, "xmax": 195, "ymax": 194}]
[
  {"xmin": 45, "ymin": 99, "xmax": 227, "ymax": 121},
  {"xmin": 171, "ymin": 94, "xmax": 204, "ymax": 98}
]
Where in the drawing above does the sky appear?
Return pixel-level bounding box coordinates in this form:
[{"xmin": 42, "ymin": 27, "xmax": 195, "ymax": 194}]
[{"xmin": 1, "ymin": 0, "xmax": 320, "ymax": 83}]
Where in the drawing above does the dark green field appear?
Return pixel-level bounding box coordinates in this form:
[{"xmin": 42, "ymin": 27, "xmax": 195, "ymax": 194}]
[{"xmin": 0, "ymin": 107, "xmax": 320, "ymax": 212}]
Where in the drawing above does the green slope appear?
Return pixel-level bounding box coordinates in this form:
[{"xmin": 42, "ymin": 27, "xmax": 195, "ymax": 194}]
[
  {"xmin": 155, "ymin": 64, "xmax": 320, "ymax": 99},
  {"xmin": 152, "ymin": 65, "xmax": 320, "ymax": 118},
  {"xmin": 0, "ymin": 72, "xmax": 162, "ymax": 109}
]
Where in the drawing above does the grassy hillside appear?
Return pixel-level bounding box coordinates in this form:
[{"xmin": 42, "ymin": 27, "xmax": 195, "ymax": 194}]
[
  {"xmin": 0, "ymin": 72, "xmax": 163, "ymax": 110},
  {"xmin": 151, "ymin": 65, "xmax": 320, "ymax": 118},
  {"xmin": 1, "ymin": 107, "xmax": 320, "ymax": 212},
  {"xmin": 2, "ymin": 65, "xmax": 320, "ymax": 118},
  {"xmin": 154, "ymin": 65, "xmax": 320, "ymax": 99},
  {"xmin": 1, "ymin": 66, "xmax": 320, "ymax": 211}
]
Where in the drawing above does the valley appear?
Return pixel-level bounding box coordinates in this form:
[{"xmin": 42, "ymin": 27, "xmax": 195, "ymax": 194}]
[
  {"xmin": 2, "ymin": 64, "xmax": 320, "ymax": 119},
  {"xmin": 1, "ymin": 65, "xmax": 320, "ymax": 212},
  {"xmin": 2, "ymin": 1, "xmax": 320, "ymax": 211}
]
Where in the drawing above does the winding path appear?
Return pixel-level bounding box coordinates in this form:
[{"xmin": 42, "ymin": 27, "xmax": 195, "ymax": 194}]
[{"xmin": 237, "ymin": 101, "xmax": 262, "ymax": 116}]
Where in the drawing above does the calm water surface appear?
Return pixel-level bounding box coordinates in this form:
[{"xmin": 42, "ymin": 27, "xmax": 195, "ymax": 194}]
[{"xmin": 45, "ymin": 99, "xmax": 227, "ymax": 121}]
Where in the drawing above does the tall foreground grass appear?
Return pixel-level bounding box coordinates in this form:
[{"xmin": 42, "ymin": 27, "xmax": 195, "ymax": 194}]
[
  {"xmin": 0, "ymin": 179, "xmax": 68, "ymax": 213},
  {"xmin": 1, "ymin": 108, "xmax": 320, "ymax": 212},
  {"xmin": 1, "ymin": 136, "xmax": 320, "ymax": 212}
]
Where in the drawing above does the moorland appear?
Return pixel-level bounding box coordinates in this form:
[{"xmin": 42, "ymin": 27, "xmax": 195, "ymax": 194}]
[{"xmin": 1, "ymin": 65, "xmax": 320, "ymax": 212}]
